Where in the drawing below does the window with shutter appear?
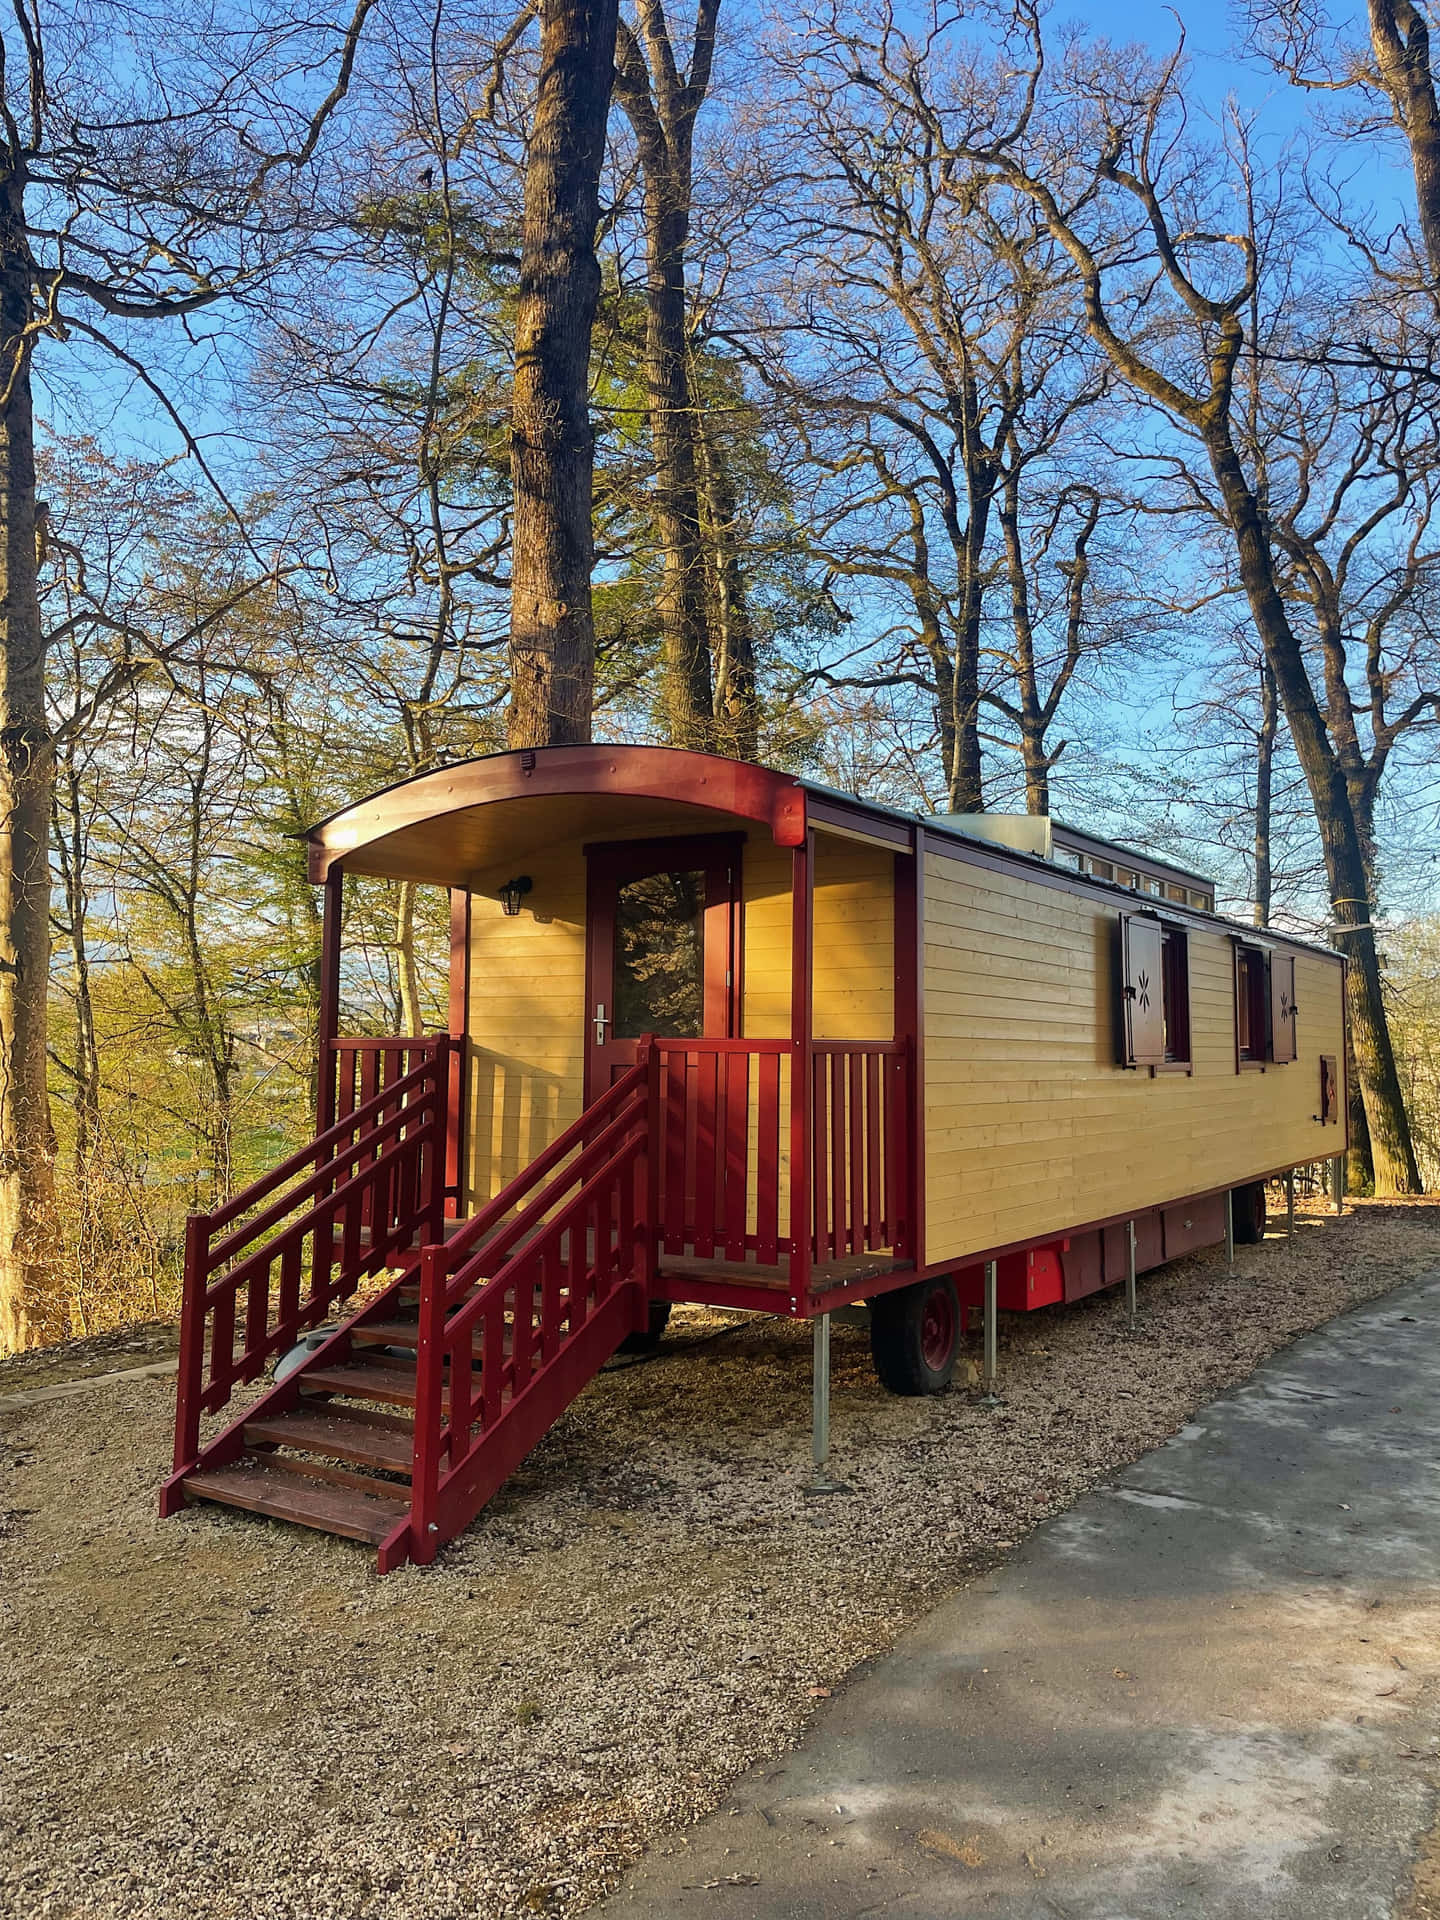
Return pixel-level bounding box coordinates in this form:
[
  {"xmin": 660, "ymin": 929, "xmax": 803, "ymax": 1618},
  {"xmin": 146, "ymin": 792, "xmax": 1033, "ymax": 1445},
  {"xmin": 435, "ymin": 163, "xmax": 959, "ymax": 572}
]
[
  {"xmin": 1161, "ymin": 926, "xmax": 1191, "ymax": 1065},
  {"xmin": 1235, "ymin": 942, "xmax": 1269, "ymax": 1066},
  {"xmin": 1270, "ymin": 952, "xmax": 1296, "ymax": 1064},
  {"xmin": 1120, "ymin": 914, "xmax": 1166, "ymax": 1068}
]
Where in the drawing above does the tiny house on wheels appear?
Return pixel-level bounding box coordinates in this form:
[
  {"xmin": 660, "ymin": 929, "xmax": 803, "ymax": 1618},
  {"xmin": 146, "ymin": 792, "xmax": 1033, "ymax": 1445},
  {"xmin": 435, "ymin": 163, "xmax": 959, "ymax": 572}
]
[{"xmin": 161, "ymin": 746, "xmax": 1348, "ymax": 1569}]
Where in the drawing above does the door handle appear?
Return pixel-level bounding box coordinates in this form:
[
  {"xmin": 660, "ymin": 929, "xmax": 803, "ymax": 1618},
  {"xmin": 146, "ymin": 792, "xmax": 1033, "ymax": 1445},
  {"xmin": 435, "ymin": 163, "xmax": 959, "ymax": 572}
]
[{"xmin": 594, "ymin": 1001, "xmax": 608, "ymax": 1045}]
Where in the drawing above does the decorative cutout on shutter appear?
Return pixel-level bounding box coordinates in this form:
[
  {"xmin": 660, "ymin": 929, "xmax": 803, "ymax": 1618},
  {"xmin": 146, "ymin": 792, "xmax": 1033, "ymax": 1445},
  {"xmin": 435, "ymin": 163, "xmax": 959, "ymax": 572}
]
[
  {"xmin": 1270, "ymin": 951, "xmax": 1296, "ymax": 1064},
  {"xmin": 1320, "ymin": 1054, "xmax": 1338, "ymax": 1123},
  {"xmin": 1120, "ymin": 914, "xmax": 1166, "ymax": 1067}
]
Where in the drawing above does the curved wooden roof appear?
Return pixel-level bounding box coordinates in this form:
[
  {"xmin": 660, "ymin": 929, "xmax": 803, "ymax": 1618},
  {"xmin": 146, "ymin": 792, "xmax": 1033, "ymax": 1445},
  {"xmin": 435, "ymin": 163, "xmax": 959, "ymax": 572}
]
[{"xmin": 305, "ymin": 744, "xmax": 809, "ymax": 883}]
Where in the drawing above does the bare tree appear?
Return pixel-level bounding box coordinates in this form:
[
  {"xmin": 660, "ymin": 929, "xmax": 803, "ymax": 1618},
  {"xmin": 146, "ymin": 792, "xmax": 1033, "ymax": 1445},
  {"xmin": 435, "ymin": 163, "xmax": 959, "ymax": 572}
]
[
  {"xmin": 921, "ymin": 9, "xmax": 1423, "ymax": 1188},
  {"xmin": 0, "ymin": 0, "xmax": 377, "ymax": 1350},
  {"xmin": 989, "ymin": 479, "xmax": 1102, "ymax": 814},
  {"xmin": 759, "ymin": 25, "xmax": 1114, "ymax": 809}
]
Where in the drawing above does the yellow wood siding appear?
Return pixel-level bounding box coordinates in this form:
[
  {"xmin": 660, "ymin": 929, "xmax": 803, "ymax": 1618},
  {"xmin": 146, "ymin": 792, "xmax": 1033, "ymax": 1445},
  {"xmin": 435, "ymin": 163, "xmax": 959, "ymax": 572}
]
[
  {"xmin": 813, "ymin": 837, "xmax": 894, "ymax": 1040},
  {"xmin": 922, "ymin": 854, "xmax": 1346, "ymax": 1267},
  {"xmin": 464, "ymin": 844, "xmax": 588, "ymax": 1206}
]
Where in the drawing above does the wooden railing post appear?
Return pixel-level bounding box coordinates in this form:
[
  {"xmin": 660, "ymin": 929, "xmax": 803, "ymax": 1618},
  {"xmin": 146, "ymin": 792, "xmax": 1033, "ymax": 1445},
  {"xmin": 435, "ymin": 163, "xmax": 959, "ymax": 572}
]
[
  {"xmin": 426, "ymin": 1036, "xmax": 450, "ymax": 1248},
  {"xmin": 790, "ymin": 833, "xmax": 814, "ymax": 1301},
  {"xmin": 316, "ymin": 867, "xmax": 343, "ymax": 1134},
  {"xmin": 641, "ymin": 1035, "xmax": 661, "ymax": 1282},
  {"xmin": 171, "ymin": 1214, "xmax": 209, "ymax": 1472},
  {"xmin": 410, "ymin": 1245, "xmax": 446, "ymax": 1564}
]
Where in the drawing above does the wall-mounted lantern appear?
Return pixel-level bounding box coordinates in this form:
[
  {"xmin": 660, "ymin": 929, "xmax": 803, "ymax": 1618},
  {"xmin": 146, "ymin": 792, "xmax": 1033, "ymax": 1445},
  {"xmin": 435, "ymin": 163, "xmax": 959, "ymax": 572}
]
[{"xmin": 498, "ymin": 875, "xmax": 533, "ymax": 917}]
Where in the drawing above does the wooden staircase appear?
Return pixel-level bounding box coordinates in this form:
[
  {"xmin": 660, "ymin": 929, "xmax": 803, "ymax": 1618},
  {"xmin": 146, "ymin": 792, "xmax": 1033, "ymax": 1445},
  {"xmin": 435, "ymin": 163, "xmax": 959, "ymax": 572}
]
[{"xmin": 161, "ymin": 1044, "xmax": 654, "ymax": 1571}]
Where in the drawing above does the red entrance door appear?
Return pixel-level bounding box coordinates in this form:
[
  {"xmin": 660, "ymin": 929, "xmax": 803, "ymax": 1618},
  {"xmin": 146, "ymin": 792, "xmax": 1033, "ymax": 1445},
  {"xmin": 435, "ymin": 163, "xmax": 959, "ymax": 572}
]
[{"xmin": 584, "ymin": 835, "xmax": 741, "ymax": 1097}]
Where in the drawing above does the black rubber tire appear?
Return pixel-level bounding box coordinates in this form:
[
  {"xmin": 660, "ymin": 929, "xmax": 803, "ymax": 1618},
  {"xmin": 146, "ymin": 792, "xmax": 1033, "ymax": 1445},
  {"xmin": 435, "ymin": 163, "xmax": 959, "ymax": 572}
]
[
  {"xmin": 1231, "ymin": 1182, "xmax": 1268, "ymax": 1245},
  {"xmin": 618, "ymin": 1298, "xmax": 672, "ymax": 1354},
  {"xmin": 869, "ymin": 1275, "xmax": 961, "ymax": 1396}
]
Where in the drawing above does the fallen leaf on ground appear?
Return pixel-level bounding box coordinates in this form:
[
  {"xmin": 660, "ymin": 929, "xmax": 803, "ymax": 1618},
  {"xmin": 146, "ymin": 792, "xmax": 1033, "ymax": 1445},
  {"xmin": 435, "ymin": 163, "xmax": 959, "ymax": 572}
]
[{"xmin": 917, "ymin": 1829, "xmax": 985, "ymax": 1867}]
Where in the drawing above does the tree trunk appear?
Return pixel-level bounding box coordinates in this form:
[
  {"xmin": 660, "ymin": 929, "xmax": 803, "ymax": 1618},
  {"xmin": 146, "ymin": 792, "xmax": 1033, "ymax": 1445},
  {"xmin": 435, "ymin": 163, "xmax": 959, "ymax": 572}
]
[
  {"xmin": 946, "ymin": 520, "xmax": 988, "ymax": 812},
  {"xmin": 697, "ymin": 413, "xmax": 759, "ymax": 758},
  {"xmin": 1206, "ymin": 425, "xmax": 1422, "ymax": 1193},
  {"xmin": 54, "ymin": 759, "xmax": 101, "ymax": 1175},
  {"xmin": 1253, "ymin": 657, "xmax": 1276, "ymax": 928},
  {"xmin": 1369, "ymin": 0, "xmax": 1440, "ymax": 283},
  {"xmin": 998, "ymin": 472, "xmax": 1050, "ymax": 814},
  {"xmin": 644, "ymin": 196, "xmax": 713, "ymax": 744},
  {"xmin": 395, "ymin": 879, "xmax": 422, "ymax": 1034},
  {"xmin": 506, "ymin": 0, "xmax": 620, "ymax": 749},
  {"xmin": 0, "ymin": 166, "xmax": 58, "ymax": 1354}
]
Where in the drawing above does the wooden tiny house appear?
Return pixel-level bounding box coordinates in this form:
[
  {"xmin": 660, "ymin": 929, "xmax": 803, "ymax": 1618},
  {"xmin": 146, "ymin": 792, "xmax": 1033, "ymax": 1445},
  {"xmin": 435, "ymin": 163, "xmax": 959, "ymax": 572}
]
[{"xmin": 162, "ymin": 746, "xmax": 1347, "ymax": 1566}]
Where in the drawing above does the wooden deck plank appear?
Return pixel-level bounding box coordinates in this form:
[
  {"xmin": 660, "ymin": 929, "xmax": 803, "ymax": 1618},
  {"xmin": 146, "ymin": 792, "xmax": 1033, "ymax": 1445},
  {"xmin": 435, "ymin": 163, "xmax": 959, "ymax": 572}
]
[{"xmin": 244, "ymin": 1403, "xmax": 414, "ymax": 1472}]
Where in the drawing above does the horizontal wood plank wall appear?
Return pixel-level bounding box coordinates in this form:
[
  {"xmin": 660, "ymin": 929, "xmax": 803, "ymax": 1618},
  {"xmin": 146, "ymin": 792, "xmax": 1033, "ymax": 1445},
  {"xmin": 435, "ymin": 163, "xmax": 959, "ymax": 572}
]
[
  {"xmin": 812, "ymin": 837, "xmax": 895, "ymax": 1040},
  {"xmin": 740, "ymin": 832, "xmax": 896, "ymax": 1234},
  {"xmin": 922, "ymin": 855, "xmax": 1346, "ymax": 1267},
  {"xmin": 465, "ymin": 845, "xmax": 588, "ymax": 1208}
]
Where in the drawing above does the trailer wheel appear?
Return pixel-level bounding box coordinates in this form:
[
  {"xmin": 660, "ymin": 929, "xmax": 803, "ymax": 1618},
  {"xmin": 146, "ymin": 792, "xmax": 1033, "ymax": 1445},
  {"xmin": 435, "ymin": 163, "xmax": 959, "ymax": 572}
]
[
  {"xmin": 870, "ymin": 1275, "xmax": 961, "ymax": 1395},
  {"xmin": 619, "ymin": 1298, "xmax": 672, "ymax": 1354},
  {"xmin": 1231, "ymin": 1182, "xmax": 1267, "ymax": 1245}
]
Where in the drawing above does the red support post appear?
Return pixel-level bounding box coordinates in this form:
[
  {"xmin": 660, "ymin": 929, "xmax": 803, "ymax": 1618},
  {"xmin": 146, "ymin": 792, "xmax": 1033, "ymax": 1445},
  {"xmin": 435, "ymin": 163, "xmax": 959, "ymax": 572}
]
[
  {"xmin": 447, "ymin": 888, "xmax": 471, "ymax": 1218},
  {"xmin": 316, "ymin": 866, "xmax": 344, "ymax": 1134},
  {"xmin": 170, "ymin": 1213, "xmax": 209, "ymax": 1473},
  {"xmin": 410, "ymin": 1243, "xmax": 446, "ymax": 1564},
  {"xmin": 642, "ymin": 1036, "xmax": 661, "ymax": 1284},
  {"xmin": 790, "ymin": 830, "xmax": 814, "ymax": 1301},
  {"xmin": 893, "ymin": 828, "xmax": 925, "ymax": 1263},
  {"xmin": 426, "ymin": 1037, "xmax": 451, "ymax": 1247}
]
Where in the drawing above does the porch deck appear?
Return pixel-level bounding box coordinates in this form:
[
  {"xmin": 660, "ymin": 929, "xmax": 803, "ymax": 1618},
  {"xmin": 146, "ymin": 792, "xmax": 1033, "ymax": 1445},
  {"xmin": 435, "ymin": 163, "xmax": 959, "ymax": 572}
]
[{"xmin": 656, "ymin": 1248, "xmax": 912, "ymax": 1312}]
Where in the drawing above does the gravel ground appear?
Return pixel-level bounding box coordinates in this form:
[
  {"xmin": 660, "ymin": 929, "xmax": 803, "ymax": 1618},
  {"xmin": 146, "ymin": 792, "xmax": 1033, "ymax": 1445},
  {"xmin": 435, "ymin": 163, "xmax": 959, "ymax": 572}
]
[
  {"xmin": 0, "ymin": 1319, "xmax": 177, "ymax": 1395},
  {"xmin": 3, "ymin": 1197, "xmax": 1439, "ymax": 1920}
]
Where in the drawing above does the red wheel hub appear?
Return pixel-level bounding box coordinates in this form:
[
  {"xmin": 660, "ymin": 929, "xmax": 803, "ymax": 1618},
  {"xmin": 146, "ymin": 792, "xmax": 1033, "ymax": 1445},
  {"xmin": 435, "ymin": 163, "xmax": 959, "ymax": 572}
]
[{"xmin": 919, "ymin": 1284, "xmax": 956, "ymax": 1372}]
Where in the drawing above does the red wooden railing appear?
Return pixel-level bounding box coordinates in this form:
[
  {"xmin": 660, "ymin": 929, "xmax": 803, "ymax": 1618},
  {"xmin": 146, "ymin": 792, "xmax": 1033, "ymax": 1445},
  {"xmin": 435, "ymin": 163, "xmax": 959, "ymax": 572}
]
[
  {"xmin": 656, "ymin": 1039, "xmax": 790, "ymax": 1263},
  {"xmin": 653, "ymin": 1037, "xmax": 909, "ymax": 1270},
  {"xmin": 171, "ymin": 1036, "xmax": 449, "ymax": 1471},
  {"xmin": 397, "ymin": 1051, "xmax": 654, "ymax": 1567},
  {"xmin": 811, "ymin": 1040, "xmax": 910, "ymax": 1261}
]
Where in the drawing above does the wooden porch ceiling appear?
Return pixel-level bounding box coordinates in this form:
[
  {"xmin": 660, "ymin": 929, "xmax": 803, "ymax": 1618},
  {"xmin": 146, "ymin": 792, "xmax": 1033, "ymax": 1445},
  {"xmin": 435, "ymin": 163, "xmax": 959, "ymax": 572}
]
[
  {"xmin": 312, "ymin": 789, "xmax": 761, "ymax": 889},
  {"xmin": 304, "ymin": 745, "xmax": 815, "ymax": 886}
]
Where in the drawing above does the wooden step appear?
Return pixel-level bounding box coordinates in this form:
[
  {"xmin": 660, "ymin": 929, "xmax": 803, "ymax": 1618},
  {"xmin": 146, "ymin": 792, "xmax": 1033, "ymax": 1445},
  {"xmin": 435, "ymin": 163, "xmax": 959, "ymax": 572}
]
[
  {"xmin": 245, "ymin": 1402, "xmax": 415, "ymax": 1473},
  {"xmin": 352, "ymin": 1318, "xmax": 516, "ymax": 1360},
  {"xmin": 350, "ymin": 1319, "xmax": 423, "ymax": 1349},
  {"xmin": 182, "ymin": 1457, "xmax": 409, "ymax": 1545},
  {"xmin": 302, "ymin": 1358, "xmax": 427, "ymax": 1409}
]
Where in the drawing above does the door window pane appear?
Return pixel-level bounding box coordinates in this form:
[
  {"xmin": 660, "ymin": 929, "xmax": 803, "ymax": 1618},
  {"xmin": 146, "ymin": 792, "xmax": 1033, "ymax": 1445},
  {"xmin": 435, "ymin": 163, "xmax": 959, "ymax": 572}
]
[{"xmin": 613, "ymin": 869, "xmax": 705, "ymax": 1037}]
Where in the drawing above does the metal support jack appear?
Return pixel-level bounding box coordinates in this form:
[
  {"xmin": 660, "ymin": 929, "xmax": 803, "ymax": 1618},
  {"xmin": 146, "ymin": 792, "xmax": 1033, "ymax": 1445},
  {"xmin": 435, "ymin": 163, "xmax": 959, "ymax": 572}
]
[
  {"xmin": 1225, "ymin": 1188, "xmax": 1235, "ymax": 1267},
  {"xmin": 1333, "ymin": 1152, "xmax": 1344, "ymax": 1216},
  {"xmin": 979, "ymin": 1259, "xmax": 1003, "ymax": 1405},
  {"xmin": 1286, "ymin": 1168, "xmax": 1296, "ymax": 1239},
  {"xmin": 1126, "ymin": 1219, "xmax": 1137, "ymax": 1330},
  {"xmin": 804, "ymin": 1314, "xmax": 850, "ymax": 1495}
]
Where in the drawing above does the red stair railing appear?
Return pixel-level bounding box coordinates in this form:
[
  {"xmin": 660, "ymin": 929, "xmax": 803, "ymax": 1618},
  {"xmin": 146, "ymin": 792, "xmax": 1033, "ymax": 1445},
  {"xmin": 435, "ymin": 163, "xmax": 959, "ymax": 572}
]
[
  {"xmin": 171, "ymin": 1035, "xmax": 450, "ymax": 1473},
  {"xmin": 395, "ymin": 1049, "xmax": 656, "ymax": 1568}
]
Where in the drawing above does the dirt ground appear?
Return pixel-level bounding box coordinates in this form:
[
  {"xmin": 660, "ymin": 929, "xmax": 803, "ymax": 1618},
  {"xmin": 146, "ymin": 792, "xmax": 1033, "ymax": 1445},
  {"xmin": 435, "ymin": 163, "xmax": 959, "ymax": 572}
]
[{"xmin": 4, "ymin": 1197, "xmax": 1439, "ymax": 1920}]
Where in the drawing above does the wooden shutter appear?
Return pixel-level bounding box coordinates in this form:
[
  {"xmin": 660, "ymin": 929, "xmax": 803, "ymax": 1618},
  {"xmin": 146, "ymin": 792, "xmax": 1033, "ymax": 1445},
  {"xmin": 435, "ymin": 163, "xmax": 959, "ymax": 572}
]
[
  {"xmin": 1320, "ymin": 1054, "xmax": 1338, "ymax": 1123},
  {"xmin": 1270, "ymin": 951, "xmax": 1296, "ymax": 1064},
  {"xmin": 1120, "ymin": 914, "xmax": 1166, "ymax": 1067}
]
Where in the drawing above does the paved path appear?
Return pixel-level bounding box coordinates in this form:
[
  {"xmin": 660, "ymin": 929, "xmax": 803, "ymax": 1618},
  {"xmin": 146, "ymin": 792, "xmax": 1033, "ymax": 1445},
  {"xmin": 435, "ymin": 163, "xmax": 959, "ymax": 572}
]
[
  {"xmin": 597, "ymin": 1277, "xmax": 1440, "ymax": 1918},
  {"xmin": 0, "ymin": 1356, "xmax": 177, "ymax": 1412}
]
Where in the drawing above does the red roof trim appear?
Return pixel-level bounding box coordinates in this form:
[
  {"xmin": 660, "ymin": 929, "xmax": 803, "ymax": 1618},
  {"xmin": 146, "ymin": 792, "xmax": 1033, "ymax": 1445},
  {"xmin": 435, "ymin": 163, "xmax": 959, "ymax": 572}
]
[{"xmin": 305, "ymin": 745, "xmax": 808, "ymax": 880}]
